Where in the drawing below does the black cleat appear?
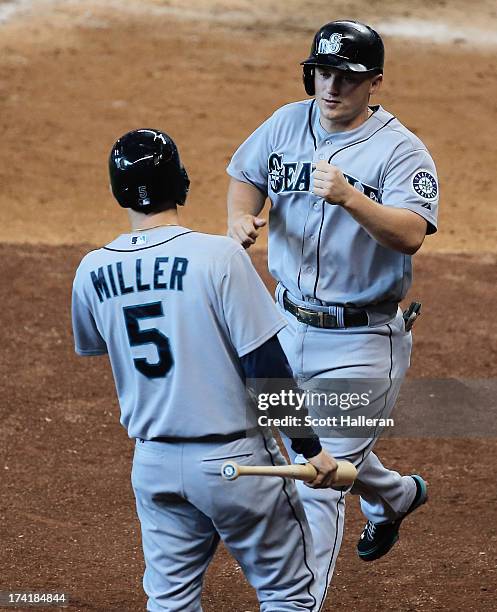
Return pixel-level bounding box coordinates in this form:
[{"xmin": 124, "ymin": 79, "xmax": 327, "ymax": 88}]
[{"xmin": 357, "ymin": 475, "xmax": 428, "ymax": 562}]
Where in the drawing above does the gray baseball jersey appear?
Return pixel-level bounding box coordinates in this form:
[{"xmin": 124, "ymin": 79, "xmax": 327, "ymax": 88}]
[
  {"xmin": 72, "ymin": 226, "xmax": 286, "ymax": 439},
  {"xmin": 227, "ymin": 100, "xmax": 439, "ymax": 606},
  {"xmin": 72, "ymin": 225, "xmax": 320, "ymax": 610},
  {"xmin": 227, "ymin": 101, "xmax": 439, "ymax": 307}
]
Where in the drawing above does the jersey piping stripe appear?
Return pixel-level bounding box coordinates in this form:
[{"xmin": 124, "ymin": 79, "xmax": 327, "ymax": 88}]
[
  {"xmin": 357, "ymin": 321, "xmax": 394, "ymax": 470},
  {"xmin": 312, "ymin": 116, "xmax": 396, "ymax": 301},
  {"xmin": 102, "ymin": 230, "xmax": 195, "ymax": 252},
  {"xmin": 261, "ymin": 433, "xmax": 317, "ymax": 610},
  {"xmin": 308, "ymin": 99, "xmax": 317, "ymax": 150},
  {"xmin": 297, "ymin": 100, "xmax": 317, "ymax": 298},
  {"xmin": 312, "ymin": 202, "xmax": 326, "ymax": 298},
  {"xmin": 317, "ymin": 490, "xmax": 344, "ymax": 612},
  {"xmin": 370, "ymin": 322, "xmax": 394, "ymax": 440},
  {"xmin": 326, "ymin": 116, "xmax": 397, "ymax": 165},
  {"xmin": 297, "ymin": 206, "xmax": 312, "ymax": 299}
]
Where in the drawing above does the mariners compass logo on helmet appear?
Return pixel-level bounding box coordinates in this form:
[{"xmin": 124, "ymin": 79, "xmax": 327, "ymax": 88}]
[
  {"xmin": 317, "ymin": 33, "xmax": 343, "ymax": 55},
  {"xmin": 411, "ymin": 170, "xmax": 438, "ymax": 200}
]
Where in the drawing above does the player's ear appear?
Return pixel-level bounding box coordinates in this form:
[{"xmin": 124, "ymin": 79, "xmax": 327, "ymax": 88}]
[{"xmin": 370, "ymin": 73, "xmax": 383, "ymax": 95}]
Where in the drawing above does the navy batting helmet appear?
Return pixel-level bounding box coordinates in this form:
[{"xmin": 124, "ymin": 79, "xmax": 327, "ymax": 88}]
[
  {"xmin": 301, "ymin": 20, "xmax": 384, "ymax": 95},
  {"xmin": 109, "ymin": 128, "xmax": 190, "ymax": 212}
]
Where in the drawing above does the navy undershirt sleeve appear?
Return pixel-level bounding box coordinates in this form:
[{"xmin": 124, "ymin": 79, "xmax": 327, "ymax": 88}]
[{"xmin": 240, "ymin": 335, "xmax": 322, "ymax": 459}]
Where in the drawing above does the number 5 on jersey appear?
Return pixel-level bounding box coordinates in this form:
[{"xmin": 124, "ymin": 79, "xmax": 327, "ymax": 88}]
[{"xmin": 123, "ymin": 302, "xmax": 173, "ymax": 378}]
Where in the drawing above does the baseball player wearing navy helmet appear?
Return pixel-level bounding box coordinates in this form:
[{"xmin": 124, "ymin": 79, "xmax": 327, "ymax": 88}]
[
  {"xmin": 227, "ymin": 20, "xmax": 437, "ymax": 608},
  {"xmin": 72, "ymin": 128, "xmax": 339, "ymax": 610}
]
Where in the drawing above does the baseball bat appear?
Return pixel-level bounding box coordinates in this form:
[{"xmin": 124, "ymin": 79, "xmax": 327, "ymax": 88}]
[{"xmin": 221, "ymin": 460, "xmax": 357, "ymax": 487}]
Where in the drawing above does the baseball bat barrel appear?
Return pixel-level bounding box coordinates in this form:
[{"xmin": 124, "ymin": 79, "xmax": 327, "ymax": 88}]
[{"xmin": 221, "ymin": 460, "xmax": 357, "ymax": 487}]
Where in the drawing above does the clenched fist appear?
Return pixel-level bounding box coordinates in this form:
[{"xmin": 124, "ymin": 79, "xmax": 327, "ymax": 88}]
[
  {"xmin": 312, "ymin": 160, "xmax": 354, "ymax": 206},
  {"xmin": 228, "ymin": 214, "xmax": 267, "ymax": 249},
  {"xmin": 305, "ymin": 449, "xmax": 339, "ymax": 489}
]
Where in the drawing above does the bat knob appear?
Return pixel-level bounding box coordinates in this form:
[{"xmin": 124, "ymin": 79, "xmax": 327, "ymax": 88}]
[{"xmin": 221, "ymin": 461, "xmax": 239, "ymax": 480}]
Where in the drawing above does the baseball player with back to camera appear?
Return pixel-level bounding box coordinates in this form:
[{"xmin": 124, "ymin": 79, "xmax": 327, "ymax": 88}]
[
  {"xmin": 71, "ymin": 128, "xmax": 340, "ymax": 611},
  {"xmin": 227, "ymin": 20, "xmax": 439, "ymax": 608}
]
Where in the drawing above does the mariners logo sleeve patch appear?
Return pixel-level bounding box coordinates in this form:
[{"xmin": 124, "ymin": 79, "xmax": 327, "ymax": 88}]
[{"xmin": 411, "ymin": 170, "xmax": 438, "ymax": 200}]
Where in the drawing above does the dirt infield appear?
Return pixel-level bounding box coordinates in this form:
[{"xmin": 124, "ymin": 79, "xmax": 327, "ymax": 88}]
[
  {"xmin": 0, "ymin": 0, "xmax": 496, "ymax": 251},
  {"xmin": 1, "ymin": 1, "xmax": 496, "ymax": 611},
  {"xmin": 1, "ymin": 246, "xmax": 496, "ymax": 611}
]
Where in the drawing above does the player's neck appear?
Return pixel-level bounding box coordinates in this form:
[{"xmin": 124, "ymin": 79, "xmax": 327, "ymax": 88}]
[
  {"xmin": 319, "ymin": 107, "xmax": 372, "ymax": 134},
  {"xmin": 128, "ymin": 208, "xmax": 180, "ymax": 232}
]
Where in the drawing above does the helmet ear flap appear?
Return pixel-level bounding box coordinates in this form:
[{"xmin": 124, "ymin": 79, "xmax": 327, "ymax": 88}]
[
  {"xmin": 303, "ymin": 65, "xmax": 315, "ymax": 96},
  {"xmin": 176, "ymin": 167, "xmax": 190, "ymax": 206}
]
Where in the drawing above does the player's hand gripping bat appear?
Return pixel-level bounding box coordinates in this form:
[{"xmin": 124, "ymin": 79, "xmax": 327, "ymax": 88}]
[{"xmin": 221, "ymin": 460, "xmax": 357, "ymax": 487}]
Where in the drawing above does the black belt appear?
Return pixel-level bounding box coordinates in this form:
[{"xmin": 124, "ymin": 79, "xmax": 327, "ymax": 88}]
[
  {"xmin": 143, "ymin": 427, "xmax": 259, "ymax": 444},
  {"xmin": 283, "ymin": 293, "xmax": 368, "ymax": 328}
]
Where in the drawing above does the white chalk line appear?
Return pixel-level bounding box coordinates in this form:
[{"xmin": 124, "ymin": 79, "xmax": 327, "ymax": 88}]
[
  {"xmin": 1, "ymin": 0, "xmax": 497, "ymax": 47},
  {"xmin": 377, "ymin": 19, "xmax": 497, "ymax": 46}
]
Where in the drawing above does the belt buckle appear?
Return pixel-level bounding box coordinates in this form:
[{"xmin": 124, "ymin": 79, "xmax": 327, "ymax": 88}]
[
  {"xmin": 295, "ymin": 305, "xmax": 313, "ymax": 327},
  {"xmin": 296, "ymin": 306, "xmax": 325, "ymax": 328},
  {"xmin": 295, "ymin": 305, "xmax": 306, "ymax": 324}
]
